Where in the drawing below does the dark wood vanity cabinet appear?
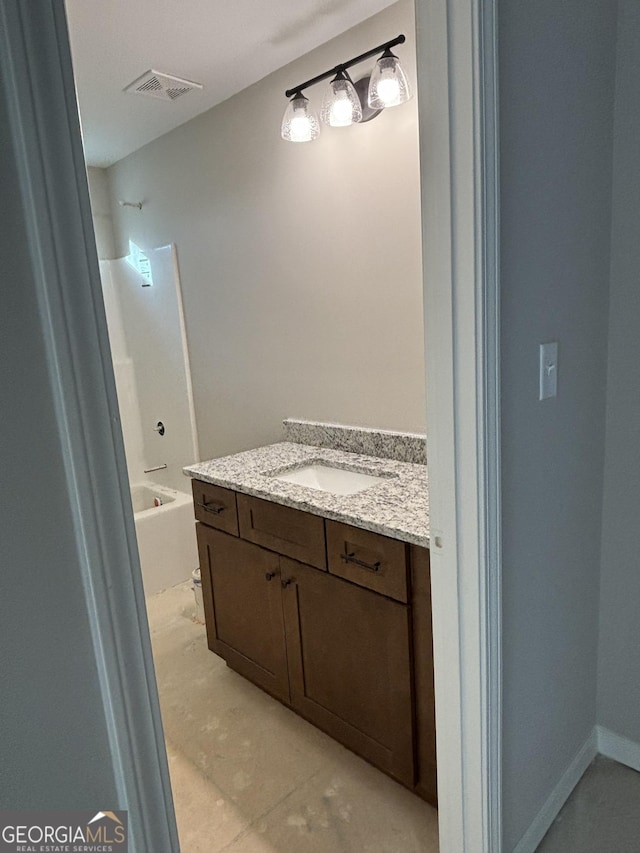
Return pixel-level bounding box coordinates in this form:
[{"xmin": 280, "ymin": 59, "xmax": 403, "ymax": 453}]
[
  {"xmin": 193, "ymin": 481, "xmax": 436, "ymax": 806},
  {"xmin": 196, "ymin": 525, "xmax": 290, "ymax": 703},
  {"xmin": 281, "ymin": 556, "xmax": 415, "ymax": 787}
]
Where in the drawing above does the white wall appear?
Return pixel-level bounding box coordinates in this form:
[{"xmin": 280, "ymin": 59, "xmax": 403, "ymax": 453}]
[
  {"xmin": 498, "ymin": 1, "xmax": 617, "ymax": 849},
  {"xmin": 598, "ymin": 0, "xmax": 640, "ymax": 748},
  {"xmin": 87, "ymin": 165, "xmax": 116, "ymax": 258},
  {"xmin": 107, "ymin": 0, "xmax": 425, "ymax": 462}
]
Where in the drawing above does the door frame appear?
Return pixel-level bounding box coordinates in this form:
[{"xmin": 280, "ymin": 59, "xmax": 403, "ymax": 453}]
[
  {"xmin": 1, "ymin": 0, "xmax": 501, "ymax": 850},
  {"xmin": 0, "ymin": 2, "xmax": 179, "ymax": 850},
  {"xmin": 416, "ymin": 0, "xmax": 501, "ymax": 850}
]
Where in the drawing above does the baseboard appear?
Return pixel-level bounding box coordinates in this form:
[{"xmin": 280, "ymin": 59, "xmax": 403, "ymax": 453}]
[
  {"xmin": 513, "ymin": 728, "xmax": 598, "ymax": 853},
  {"xmin": 597, "ymin": 726, "xmax": 640, "ymax": 773}
]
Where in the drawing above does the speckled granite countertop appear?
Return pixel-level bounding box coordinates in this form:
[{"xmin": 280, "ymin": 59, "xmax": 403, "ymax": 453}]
[{"xmin": 184, "ymin": 442, "xmax": 429, "ymax": 548}]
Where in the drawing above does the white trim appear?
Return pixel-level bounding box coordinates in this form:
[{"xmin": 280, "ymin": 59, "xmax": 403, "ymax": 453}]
[
  {"xmin": 477, "ymin": 0, "xmax": 502, "ymax": 847},
  {"xmin": 416, "ymin": 0, "xmax": 501, "ymax": 850},
  {"xmin": 513, "ymin": 730, "xmax": 598, "ymax": 853},
  {"xmin": 0, "ymin": 2, "xmax": 179, "ymax": 849},
  {"xmin": 597, "ymin": 726, "xmax": 640, "ymax": 772},
  {"xmin": 169, "ymin": 242, "xmax": 200, "ymax": 462},
  {"xmin": 512, "ymin": 727, "xmax": 640, "ymax": 852}
]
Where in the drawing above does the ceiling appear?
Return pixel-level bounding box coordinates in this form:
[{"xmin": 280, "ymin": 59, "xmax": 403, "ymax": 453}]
[{"xmin": 65, "ymin": 0, "xmax": 398, "ymax": 168}]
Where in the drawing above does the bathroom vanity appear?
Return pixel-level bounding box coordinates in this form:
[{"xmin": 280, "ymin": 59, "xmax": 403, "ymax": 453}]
[{"xmin": 185, "ymin": 431, "xmax": 435, "ymax": 805}]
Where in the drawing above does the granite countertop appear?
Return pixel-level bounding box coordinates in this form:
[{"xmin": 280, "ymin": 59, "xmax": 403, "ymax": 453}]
[{"xmin": 184, "ymin": 441, "xmax": 429, "ymax": 548}]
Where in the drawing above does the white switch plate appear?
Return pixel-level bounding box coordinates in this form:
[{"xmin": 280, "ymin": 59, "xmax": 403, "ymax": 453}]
[{"xmin": 539, "ymin": 342, "xmax": 558, "ymax": 400}]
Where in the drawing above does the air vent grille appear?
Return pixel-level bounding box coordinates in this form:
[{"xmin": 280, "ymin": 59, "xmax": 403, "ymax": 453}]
[{"xmin": 124, "ymin": 70, "xmax": 203, "ymax": 102}]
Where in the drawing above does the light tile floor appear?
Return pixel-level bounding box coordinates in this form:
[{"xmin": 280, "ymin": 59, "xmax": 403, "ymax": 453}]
[
  {"xmin": 146, "ymin": 581, "xmax": 439, "ymax": 853},
  {"xmin": 537, "ymin": 755, "xmax": 640, "ymax": 852}
]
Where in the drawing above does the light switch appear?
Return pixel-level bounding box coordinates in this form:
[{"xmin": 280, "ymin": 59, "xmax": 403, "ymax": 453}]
[{"xmin": 539, "ymin": 342, "xmax": 558, "ymax": 400}]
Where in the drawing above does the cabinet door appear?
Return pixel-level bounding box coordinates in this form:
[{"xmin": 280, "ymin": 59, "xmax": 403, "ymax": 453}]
[
  {"xmin": 281, "ymin": 557, "xmax": 415, "ymax": 786},
  {"xmin": 197, "ymin": 524, "xmax": 290, "ymax": 703}
]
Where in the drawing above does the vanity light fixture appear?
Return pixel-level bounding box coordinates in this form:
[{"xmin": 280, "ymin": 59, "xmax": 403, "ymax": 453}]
[
  {"xmin": 368, "ymin": 47, "xmax": 411, "ymax": 109},
  {"xmin": 281, "ymin": 92, "xmax": 321, "ymax": 142},
  {"xmin": 320, "ymin": 70, "xmax": 362, "ymax": 127},
  {"xmin": 281, "ymin": 34, "xmax": 411, "ymax": 142}
]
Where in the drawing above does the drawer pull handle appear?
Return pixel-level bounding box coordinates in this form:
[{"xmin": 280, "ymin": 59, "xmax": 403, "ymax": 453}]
[
  {"xmin": 341, "ymin": 552, "xmax": 381, "ymax": 573},
  {"xmin": 198, "ymin": 501, "xmax": 225, "ymax": 515},
  {"xmin": 265, "ymin": 571, "xmax": 276, "ymax": 582},
  {"xmin": 281, "ymin": 578, "xmax": 293, "ymax": 588}
]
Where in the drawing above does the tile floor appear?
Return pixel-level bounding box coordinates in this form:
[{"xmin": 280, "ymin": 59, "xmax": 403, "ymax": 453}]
[
  {"xmin": 537, "ymin": 754, "xmax": 640, "ymax": 852},
  {"xmin": 146, "ymin": 581, "xmax": 439, "ymax": 853}
]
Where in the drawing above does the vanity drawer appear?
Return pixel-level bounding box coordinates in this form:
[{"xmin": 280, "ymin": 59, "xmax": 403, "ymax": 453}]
[
  {"xmin": 326, "ymin": 521, "xmax": 409, "ymax": 603},
  {"xmin": 192, "ymin": 480, "xmax": 239, "ymax": 536},
  {"xmin": 237, "ymin": 493, "xmax": 326, "ymax": 570}
]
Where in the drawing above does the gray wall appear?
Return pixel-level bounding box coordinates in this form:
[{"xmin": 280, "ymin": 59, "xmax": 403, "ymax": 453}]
[
  {"xmin": 0, "ymin": 60, "xmax": 118, "ymax": 810},
  {"xmin": 87, "ymin": 165, "xmax": 116, "ymax": 259},
  {"xmin": 498, "ymin": 1, "xmax": 617, "ymax": 848},
  {"xmin": 107, "ymin": 0, "xmax": 425, "ymax": 462},
  {"xmin": 598, "ymin": 0, "xmax": 640, "ymax": 745}
]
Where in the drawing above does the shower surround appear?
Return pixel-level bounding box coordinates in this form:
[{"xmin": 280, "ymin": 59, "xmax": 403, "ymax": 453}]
[{"xmin": 100, "ymin": 243, "xmax": 199, "ymax": 594}]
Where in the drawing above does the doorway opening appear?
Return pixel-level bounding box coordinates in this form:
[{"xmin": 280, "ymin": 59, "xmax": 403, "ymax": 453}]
[{"xmin": 66, "ymin": 0, "xmax": 440, "ymax": 850}]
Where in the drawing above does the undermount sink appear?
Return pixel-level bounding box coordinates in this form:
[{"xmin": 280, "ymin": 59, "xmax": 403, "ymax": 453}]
[{"xmin": 272, "ymin": 462, "xmax": 388, "ymax": 496}]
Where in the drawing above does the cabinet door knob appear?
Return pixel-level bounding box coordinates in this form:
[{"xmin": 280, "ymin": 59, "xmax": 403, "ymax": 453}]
[
  {"xmin": 281, "ymin": 578, "xmax": 293, "ymax": 588},
  {"xmin": 265, "ymin": 571, "xmax": 276, "ymax": 581}
]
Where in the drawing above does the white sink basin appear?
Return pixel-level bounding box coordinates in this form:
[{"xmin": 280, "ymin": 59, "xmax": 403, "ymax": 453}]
[{"xmin": 272, "ymin": 462, "xmax": 386, "ymax": 496}]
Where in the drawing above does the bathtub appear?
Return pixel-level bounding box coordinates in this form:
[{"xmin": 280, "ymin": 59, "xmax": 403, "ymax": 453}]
[{"xmin": 131, "ymin": 483, "xmax": 198, "ymax": 597}]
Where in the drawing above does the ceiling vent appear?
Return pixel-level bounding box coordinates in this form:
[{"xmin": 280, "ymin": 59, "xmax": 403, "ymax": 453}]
[{"xmin": 124, "ymin": 70, "xmax": 203, "ymax": 102}]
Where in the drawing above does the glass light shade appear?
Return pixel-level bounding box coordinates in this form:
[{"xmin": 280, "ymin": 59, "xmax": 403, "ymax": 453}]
[
  {"xmin": 320, "ymin": 75, "xmax": 362, "ymax": 127},
  {"xmin": 281, "ymin": 93, "xmax": 320, "ymax": 142},
  {"xmin": 367, "ymin": 52, "xmax": 411, "ymax": 109}
]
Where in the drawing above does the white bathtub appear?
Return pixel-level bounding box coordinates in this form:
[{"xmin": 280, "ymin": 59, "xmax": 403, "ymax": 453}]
[{"xmin": 131, "ymin": 483, "xmax": 198, "ymax": 597}]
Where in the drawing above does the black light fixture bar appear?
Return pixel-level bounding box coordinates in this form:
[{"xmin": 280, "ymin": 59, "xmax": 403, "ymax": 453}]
[{"xmin": 284, "ymin": 34, "xmax": 405, "ymax": 99}]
